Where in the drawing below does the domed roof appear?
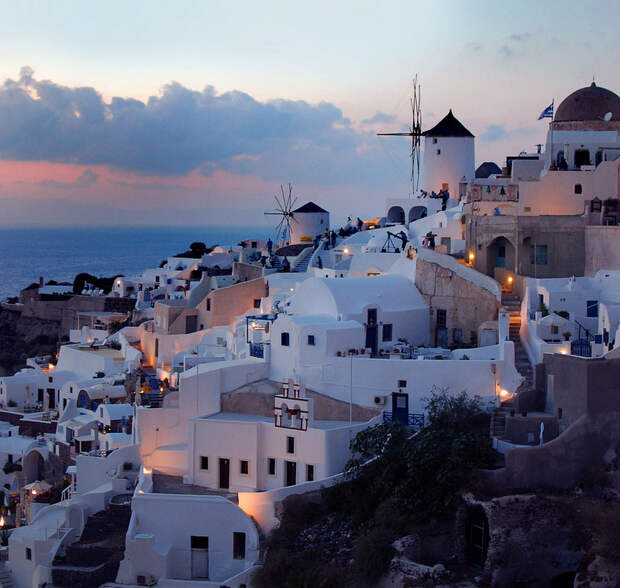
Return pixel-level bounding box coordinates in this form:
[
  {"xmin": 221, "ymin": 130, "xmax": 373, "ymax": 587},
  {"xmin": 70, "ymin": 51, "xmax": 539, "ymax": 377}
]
[
  {"xmin": 554, "ymin": 82, "xmax": 620, "ymax": 122},
  {"xmin": 475, "ymin": 161, "xmax": 502, "ymax": 179}
]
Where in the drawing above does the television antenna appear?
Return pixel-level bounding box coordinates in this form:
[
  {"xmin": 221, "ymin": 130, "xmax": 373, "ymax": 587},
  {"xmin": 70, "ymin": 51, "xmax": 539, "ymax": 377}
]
[
  {"xmin": 376, "ymin": 75, "xmax": 423, "ymax": 195},
  {"xmin": 264, "ymin": 183, "xmax": 298, "ymax": 242}
]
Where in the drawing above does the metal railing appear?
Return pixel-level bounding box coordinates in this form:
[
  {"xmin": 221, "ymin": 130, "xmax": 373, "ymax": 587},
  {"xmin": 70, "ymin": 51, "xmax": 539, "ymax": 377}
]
[
  {"xmin": 249, "ymin": 343, "xmax": 264, "ymax": 359},
  {"xmin": 383, "ymin": 412, "xmax": 425, "ymax": 429}
]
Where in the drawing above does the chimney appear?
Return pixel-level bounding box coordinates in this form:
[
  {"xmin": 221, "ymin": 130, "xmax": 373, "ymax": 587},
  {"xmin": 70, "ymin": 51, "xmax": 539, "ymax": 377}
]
[{"xmin": 39, "ymin": 276, "xmax": 44, "ymax": 287}]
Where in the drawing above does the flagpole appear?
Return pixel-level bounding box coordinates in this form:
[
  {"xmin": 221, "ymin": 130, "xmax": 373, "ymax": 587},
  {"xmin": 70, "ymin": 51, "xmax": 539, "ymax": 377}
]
[{"xmin": 550, "ymin": 99, "xmax": 554, "ymax": 167}]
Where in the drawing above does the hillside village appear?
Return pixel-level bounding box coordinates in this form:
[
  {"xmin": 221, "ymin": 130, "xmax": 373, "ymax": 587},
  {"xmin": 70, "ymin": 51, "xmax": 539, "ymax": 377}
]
[{"xmin": 0, "ymin": 82, "xmax": 619, "ymax": 587}]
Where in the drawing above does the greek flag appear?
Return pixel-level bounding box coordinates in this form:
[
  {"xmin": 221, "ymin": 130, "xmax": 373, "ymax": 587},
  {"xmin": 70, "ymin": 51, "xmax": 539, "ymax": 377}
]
[{"xmin": 538, "ymin": 102, "xmax": 554, "ymax": 120}]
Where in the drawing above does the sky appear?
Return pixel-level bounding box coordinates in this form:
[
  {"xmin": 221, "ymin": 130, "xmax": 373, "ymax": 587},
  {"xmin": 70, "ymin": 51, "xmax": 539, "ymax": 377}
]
[{"xmin": 0, "ymin": 0, "xmax": 618, "ymax": 227}]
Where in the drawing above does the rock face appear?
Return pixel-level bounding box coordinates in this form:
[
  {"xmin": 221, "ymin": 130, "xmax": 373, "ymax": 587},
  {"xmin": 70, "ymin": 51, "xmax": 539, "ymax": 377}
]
[
  {"xmin": 478, "ymin": 494, "xmax": 583, "ymax": 586},
  {"xmin": 0, "ymin": 306, "xmax": 60, "ymax": 373}
]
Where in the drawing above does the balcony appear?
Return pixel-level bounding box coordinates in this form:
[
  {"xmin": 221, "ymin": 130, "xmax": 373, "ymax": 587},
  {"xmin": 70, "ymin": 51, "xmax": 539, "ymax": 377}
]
[{"xmin": 383, "ymin": 411, "xmax": 425, "ymax": 429}]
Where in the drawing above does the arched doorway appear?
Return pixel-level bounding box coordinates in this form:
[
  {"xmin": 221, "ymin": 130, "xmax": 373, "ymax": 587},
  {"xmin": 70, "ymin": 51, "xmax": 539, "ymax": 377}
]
[
  {"xmin": 486, "ymin": 236, "xmax": 515, "ymax": 276},
  {"xmin": 408, "ymin": 206, "xmax": 428, "ymax": 223},
  {"xmin": 387, "ymin": 206, "xmax": 405, "ymax": 224}
]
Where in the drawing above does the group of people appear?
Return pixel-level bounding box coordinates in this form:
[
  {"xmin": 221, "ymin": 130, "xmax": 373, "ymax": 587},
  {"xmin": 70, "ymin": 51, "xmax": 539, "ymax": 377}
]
[{"xmin": 419, "ymin": 188, "xmax": 451, "ymax": 211}]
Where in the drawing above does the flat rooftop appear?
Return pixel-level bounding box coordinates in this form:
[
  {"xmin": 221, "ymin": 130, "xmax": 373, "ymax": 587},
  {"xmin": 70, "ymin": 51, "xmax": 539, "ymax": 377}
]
[{"xmin": 152, "ymin": 470, "xmax": 237, "ymax": 502}]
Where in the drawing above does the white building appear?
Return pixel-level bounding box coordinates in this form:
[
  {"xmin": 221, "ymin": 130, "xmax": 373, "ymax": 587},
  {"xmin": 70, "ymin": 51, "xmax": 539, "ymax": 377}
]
[
  {"xmin": 289, "ymin": 201, "xmax": 329, "ymax": 244},
  {"xmin": 422, "ymin": 109, "xmax": 475, "ymax": 197}
]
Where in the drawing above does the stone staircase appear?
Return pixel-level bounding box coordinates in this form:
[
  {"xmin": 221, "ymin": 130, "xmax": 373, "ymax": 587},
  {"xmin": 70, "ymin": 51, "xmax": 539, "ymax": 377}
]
[
  {"xmin": 491, "ymin": 290, "xmax": 535, "ymax": 439},
  {"xmin": 502, "ymin": 291, "xmax": 533, "ymax": 391},
  {"xmin": 292, "ymin": 249, "xmax": 312, "ymax": 273}
]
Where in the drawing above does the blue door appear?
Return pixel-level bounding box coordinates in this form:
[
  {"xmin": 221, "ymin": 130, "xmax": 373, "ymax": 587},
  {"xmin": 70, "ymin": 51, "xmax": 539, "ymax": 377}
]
[
  {"xmin": 392, "ymin": 392, "xmax": 408, "ymax": 426},
  {"xmin": 496, "ymin": 244, "xmax": 506, "ymax": 268}
]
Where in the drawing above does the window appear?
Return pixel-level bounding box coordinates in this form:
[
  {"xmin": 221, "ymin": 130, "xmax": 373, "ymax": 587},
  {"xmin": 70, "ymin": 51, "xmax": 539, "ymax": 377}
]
[
  {"xmin": 437, "ymin": 149, "xmax": 441, "ymax": 155},
  {"xmin": 398, "ymin": 379, "xmax": 407, "ymax": 389},
  {"xmin": 253, "ymin": 298, "xmax": 261, "ymax": 309},
  {"xmin": 551, "ymin": 325, "xmax": 559, "ymax": 335},
  {"xmin": 191, "ymin": 536, "xmax": 209, "ymax": 549},
  {"xmin": 240, "ymin": 460, "xmax": 249, "ymax": 475},
  {"xmin": 233, "ymin": 532, "xmax": 246, "ymax": 559},
  {"xmin": 251, "ymin": 241, "xmax": 257, "ymax": 248},
  {"xmin": 453, "ymin": 328, "xmax": 463, "ymax": 343},
  {"xmin": 281, "ymin": 332, "xmax": 290, "ymax": 346},
  {"xmin": 307, "ymin": 334, "xmax": 315, "ymax": 346},
  {"xmin": 200, "ymin": 456, "xmax": 209, "ymax": 470},
  {"xmin": 437, "ymin": 309, "xmax": 447, "ymax": 328},
  {"xmin": 48, "ymin": 376, "xmax": 53, "ymax": 383},
  {"xmin": 591, "ymin": 198, "xmax": 602, "ymax": 212},
  {"xmin": 37, "ymin": 389, "xmax": 44, "ymax": 403},
  {"xmin": 287, "ymin": 436, "xmax": 295, "ymax": 454},
  {"xmin": 432, "ymin": 138, "xmax": 437, "ymax": 144},
  {"xmin": 382, "ymin": 324, "xmax": 393, "ymax": 342},
  {"xmin": 367, "ymin": 308, "xmax": 377, "ymax": 325},
  {"xmin": 25, "ymin": 547, "xmax": 32, "ymax": 560},
  {"xmin": 531, "ymin": 245, "xmax": 548, "ymax": 265},
  {"xmin": 155, "ymin": 338, "xmax": 159, "ymax": 357},
  {"xmin": 574, "ymin": 184, "xmax": 582, "ymax": 194},
  {"xmin": 306, "ymin": 464, "xmax": 314, "ymax": 482},
  {"xmin": 586, "ymin": 300, "xmax": 599, "ymax": 318},
  {"xmin": 206, "ymin": 298, "xmax": 211, "ymax": 311},
  {"xmin": 268, "ymin": 458, "xmax": 276, "ymax": 475}
]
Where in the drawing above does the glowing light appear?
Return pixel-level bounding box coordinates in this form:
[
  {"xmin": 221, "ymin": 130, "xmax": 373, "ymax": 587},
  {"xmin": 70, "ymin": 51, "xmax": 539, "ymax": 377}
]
[
  {"xmin": 31, "ymin": 490, "xmax": 37, "ymax": 496},
  {"xmin": 142, "ymin": 466, "xmax": 152, "ymax": 475},
  {"xmin": 48, "ymin": 363, "xmax": 55, "ymax": 371},
  {"xmin": 289, "ymin": 288, "xmax": 294, "ymax": 292},
  {"xmin": 343, "ymin": 248, "xmax": 350, "ymax": 254},
  {"xmin": 0, "ymin": 516, "xmax": 5, "ymax": 527},
  {"xmin": 560, "ymin": 350, "xmax": 567, "ymax": 355},
  {"xmin": 117, "ymin": 280, "xmax": 121, "ymax": 286},
  {"xmin": 138, "ymin": 490, "xmax": 144, "ymax": 494},
  {"xmin": 468, "ymin": 251, "xmax": 475, "ymax": 262},
  {"xmin": 507, "ymin": 276, "xmax": 513, "ymax": 284},
  {"xmin": 499, "ymin": 389, "xmax": 510, "ymax": 398}
]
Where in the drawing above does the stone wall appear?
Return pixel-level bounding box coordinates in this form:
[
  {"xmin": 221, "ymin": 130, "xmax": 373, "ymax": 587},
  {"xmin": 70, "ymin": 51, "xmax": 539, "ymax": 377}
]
[
  {"xmin": 414, "ymin": 256, "xmax": 499, "ymax": 347},
  {"xmin": 467, "ymin": 214, "xmax": 586, "ymax": 278},
  {"xmin": 485, "ymin": 411, "xmax": 620, "ymax": 490},
  {"xmin": 544, "ymin": 354, "xmax": 620, "ymax": 429},
  {"xmin": 585, "ymin": 225, "xmax": 620, "ymax": 275}
]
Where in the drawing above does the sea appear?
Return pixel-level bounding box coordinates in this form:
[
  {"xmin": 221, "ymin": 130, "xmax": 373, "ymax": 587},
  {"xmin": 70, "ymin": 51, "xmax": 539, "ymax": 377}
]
[{"xmin": 0, "ymin": 226, "xmax": 270, "ymax": 302}]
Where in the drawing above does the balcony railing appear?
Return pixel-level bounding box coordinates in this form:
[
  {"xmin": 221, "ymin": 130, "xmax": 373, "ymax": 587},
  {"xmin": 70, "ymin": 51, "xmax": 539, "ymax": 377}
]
[
  {"xmin": 249, "ymin": 342, "xmax": 264, "ymax": 358},
  {"xmin": 383, "ymin": 411, "xmax": 425, "ymax": 429}
]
